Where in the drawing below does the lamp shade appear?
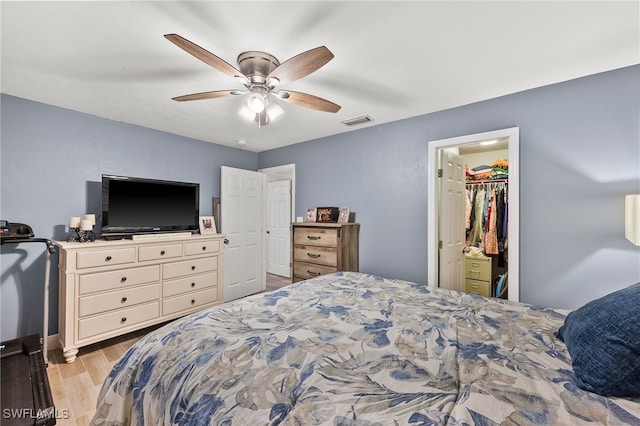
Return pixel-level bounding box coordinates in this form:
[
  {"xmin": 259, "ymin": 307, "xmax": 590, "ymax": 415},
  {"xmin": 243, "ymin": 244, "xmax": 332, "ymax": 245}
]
[{"xmin": 625, "ymin": 194, "xmax": 640, "ymax": 246}]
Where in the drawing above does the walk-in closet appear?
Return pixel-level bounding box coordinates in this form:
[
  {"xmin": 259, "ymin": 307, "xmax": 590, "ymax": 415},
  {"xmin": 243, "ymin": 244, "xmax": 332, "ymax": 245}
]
[{"xmin": 464, "ymin": 146, "xmax": 509, "ymax": 299}]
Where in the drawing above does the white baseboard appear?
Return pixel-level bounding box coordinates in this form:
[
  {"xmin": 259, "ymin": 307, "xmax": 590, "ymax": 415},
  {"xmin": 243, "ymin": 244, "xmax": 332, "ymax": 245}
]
[{"xmin": 47, "ymin": 334, "xmax": 61, "ymax": 351}]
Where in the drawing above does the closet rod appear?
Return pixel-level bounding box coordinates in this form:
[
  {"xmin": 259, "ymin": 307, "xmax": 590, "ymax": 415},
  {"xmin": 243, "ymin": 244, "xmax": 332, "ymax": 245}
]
[{"xmin": 466, "ymin": 180, "xmax": 508, "ymax": 188}]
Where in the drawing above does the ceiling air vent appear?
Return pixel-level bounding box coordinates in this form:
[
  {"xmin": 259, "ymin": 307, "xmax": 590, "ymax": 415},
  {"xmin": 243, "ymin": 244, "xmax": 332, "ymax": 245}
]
[{"xmin": 341, "ymin": 115, "xmax": 373, "ymax": 127}]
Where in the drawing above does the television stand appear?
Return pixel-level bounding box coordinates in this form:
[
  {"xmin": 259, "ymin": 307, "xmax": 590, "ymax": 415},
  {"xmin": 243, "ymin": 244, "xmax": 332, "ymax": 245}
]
[{"xmin": 54, "ymin": 234, "xmax": 224, "ymax": 363}]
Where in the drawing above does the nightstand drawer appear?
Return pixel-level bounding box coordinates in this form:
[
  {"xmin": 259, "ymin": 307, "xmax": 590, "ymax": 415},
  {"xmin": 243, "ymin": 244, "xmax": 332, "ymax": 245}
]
[
  {"xmin": 293, "ymin": 262, "xmax": 337, "ymax": 280},
  {"xmin": 78, "ymin": 301, "xmax": 159, "ymax": 340},
  {"xmin": 293, "ymin": 245, "xmax": 337, "ymax": 266},
  {"xmin": 185, "ymin": 240, "xmax": 220, "ymax": 256},
  {"xmin": 76, "ymin": 247, "xmax": 136, "ymax": 269},
  {"xmin": 163, "ymin": 272, "xmax": 218, "ymax": 298},
  {"xmin": 79, "ymin": 265, "xmax": 160, "ymax": 295},
  {"xmin": 163, "ymin": 257, "xmax": 218, "ymax": 279},
  {"xmin": 138, "ymin": 243, "xmax": 182, "ymax": 262},
  {"xmin": 162, "ymin": 288, "xmax": 218, "ymax": 316},
  {"xmin": 293, "ymin": 228, "xmax": 338, "ymax": 247},
  {"xmin": 465, "ymin": 279, "xmax": 491, "ymax": 297},
  {"xmin": 79, "ymin": 283, "xmax": 160, "ymax": 317}
]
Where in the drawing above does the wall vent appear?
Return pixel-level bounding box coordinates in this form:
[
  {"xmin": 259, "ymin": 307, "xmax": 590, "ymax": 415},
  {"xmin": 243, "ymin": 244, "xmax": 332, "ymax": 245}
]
[{"xmin": 341, "ymin": 115, "xmax": 373, "ymax": 127}]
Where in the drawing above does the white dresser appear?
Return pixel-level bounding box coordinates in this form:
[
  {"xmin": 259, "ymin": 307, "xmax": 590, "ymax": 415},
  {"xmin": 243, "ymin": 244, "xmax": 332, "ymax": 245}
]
[{"xmin": 55, "ymin": 235, "xmax": 224, "ymax": 363}]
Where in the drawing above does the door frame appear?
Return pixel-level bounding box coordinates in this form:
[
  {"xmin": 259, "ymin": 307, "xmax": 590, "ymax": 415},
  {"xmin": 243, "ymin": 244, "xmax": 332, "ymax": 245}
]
[
  {"xmin": 427, "ymin": 127, "xmax": 520, "ymax": 302},
  {"xmin": 258, "ymin": 164, "xmax": 296, "ymax": 277}
]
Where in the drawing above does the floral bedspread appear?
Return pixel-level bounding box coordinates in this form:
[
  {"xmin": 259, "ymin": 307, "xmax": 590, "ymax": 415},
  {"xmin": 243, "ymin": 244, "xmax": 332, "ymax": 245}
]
[{"xmin": 91, "ymin": 272, "xmax": 640, "ymax": 425}]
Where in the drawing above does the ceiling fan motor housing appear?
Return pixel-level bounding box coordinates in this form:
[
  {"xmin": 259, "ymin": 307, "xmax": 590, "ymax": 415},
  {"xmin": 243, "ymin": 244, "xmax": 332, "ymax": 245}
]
[{"xmin": 237, "ymin": 51, "xmax": 280, "ymax": 85}]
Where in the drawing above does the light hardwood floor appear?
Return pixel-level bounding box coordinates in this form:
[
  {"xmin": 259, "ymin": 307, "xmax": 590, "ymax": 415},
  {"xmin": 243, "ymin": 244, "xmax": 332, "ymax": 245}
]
[{"xmin": 45, "ymin": 273, "xmax": 291, "ymax": 425}]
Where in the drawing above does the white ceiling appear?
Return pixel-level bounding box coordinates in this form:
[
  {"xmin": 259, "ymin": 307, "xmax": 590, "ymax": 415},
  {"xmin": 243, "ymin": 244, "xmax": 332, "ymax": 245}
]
[{"xmin": 2, "ymin": 1, "xmax": 638, "ymax": 152}]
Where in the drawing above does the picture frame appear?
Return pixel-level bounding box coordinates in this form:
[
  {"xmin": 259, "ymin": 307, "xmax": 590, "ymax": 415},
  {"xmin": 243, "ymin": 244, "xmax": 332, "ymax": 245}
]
[
  {"xmin": 316, "ymin": 207, "xmax": 339, "ymax": 223},
  {"xmin": 304, "ymin": 208, "xmax": 316, "ymax": 223},
  {"xmin": 199, "ymin": 215, "xmax": 217, "ymax": 234},
  {"xmin": 338, "ymin": 207, "xmax": 351, "ymax": 224}
]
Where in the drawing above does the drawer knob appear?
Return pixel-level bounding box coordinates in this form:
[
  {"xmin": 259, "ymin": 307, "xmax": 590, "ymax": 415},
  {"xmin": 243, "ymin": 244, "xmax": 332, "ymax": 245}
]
[
  {"xmin": 160, "ymin": 250, "xmax": 166, "ymax": 256},
  {"xmin": 105, "ymin": 256, "xmax": 112, "ymax": 262},
  {"xmin": 191, "ymin": 265, "xmax": 196, "ymax": 271},
  {"xmin": 121, "ymin": 277, "xmax": 127, "ymax": 283},
  {"xmin": 308, "ymin": 270, "xmax": 320, "ymax": 277},
  {"xmin": 121, "ymin": 297, "xmax": 127, "ymax": 303},
  {"xmin": 191, "ymin": 282, "xmax": 196, "ymax": 288},
  {"xmin": 307, "ymin": 236, "xmax": 321, "ymax": 240},
  {"xmin": 307, "ymin": 253, "xmax": 321, "ymax": 258},
  {"xmin": 191, "ymin": 299, "xmax": 195, "ymax": 305},
  {"xmin": 202, "ymin": 246, "xmax": 207, "ymax": 251},
  {"xmin": 121, "ymin": 317, "xmax": 127, "ymax": 323}
]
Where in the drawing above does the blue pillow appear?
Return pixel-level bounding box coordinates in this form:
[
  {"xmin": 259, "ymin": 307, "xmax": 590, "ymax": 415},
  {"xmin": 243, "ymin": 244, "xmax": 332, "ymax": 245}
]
[{"xmin": 556, "ymin": 282, "xmax": 640, "ymax": 397}]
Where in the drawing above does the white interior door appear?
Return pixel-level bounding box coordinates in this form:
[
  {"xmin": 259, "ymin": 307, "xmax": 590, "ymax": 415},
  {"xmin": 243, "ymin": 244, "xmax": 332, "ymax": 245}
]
[
  {"xmin": 438, "ymin": 149, "xmax": 466, "ymax": 291},
  {"xmin": 221, "ymin": 166, "xmax": 264, "ymax": 301},
  {"xmin": 266, "ymin": 180, "xmax": 291, "ymax": 277}
]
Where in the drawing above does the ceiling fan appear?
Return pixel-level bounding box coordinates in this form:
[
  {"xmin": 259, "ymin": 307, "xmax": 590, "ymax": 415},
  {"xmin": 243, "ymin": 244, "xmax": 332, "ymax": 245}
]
[{"xmin": 165, "ymin": 34, "xmax": 341, "ymax": 127}]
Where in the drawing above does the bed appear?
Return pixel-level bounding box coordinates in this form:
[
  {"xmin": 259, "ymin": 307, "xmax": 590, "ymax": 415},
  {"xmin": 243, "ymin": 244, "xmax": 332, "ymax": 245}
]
[{"xmin": 91, "ymin": 272, "xmax": 640, "ymax": 425}]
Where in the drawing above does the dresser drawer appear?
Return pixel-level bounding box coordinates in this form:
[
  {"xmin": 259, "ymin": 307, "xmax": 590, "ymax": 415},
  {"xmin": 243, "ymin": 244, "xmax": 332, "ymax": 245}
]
[
  {"xmin": 162, "ymin": 288, "xmax": 218, "ymax": 316},
  {"xmin": 78, "ymin": 301, "xmax": 159, "ymax": 340},
  {"xmin": 185, "ymin": 240, "xmax": 220, "ymax": 256},
  {"xmin": 79, "ymin": 283, "xmax": 160, "ymax": 317},
  {"xmin": 79, "ymin": 265, "xmax": 160, "ymax": 295},
  {"xmin": 76, "ymin": 247, "xmax": 136, "ymax": 269},
  {"xmin": 138, "ymin": 243, "xmax": 182, "ymax": 262},
  {"xmin": 293, "ymin": 245, "xmax": 337, "ymax": 267},
  {"xmin": 163, "ymin": 272, "xmax": 218, "ymax": 298},
  {"xmin": 465, "ymin": 257, "xmax": 491, "ymax": 281},
  {"xmin": 465, "ymin": 279, "xmax": 491, "ymax": 297},
  {"xmin": 163, "ymin": 257, "xmax": 218, "ymax": 279},
  {"xmin": 293, "ymin": 262, "xmax": 337, "ymax": 280},
  {"xmin": 293, "ymin": 228, "xmax": 338, "ymax": 247}
]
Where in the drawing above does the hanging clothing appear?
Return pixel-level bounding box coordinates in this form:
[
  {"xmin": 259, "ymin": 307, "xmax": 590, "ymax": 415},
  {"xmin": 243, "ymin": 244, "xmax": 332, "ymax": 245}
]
[
  {"xmin": 467, "ymin": 187, "xmax": 485, "ymax": 246},
  {"xmin": 465, "ymin": 183, "xmax": 508, "ymax": 256},
  {"xmin": 465, "ymin": 189, "xmax": 472, "ymax": 230},
  {"xmin": 485, "ymin": 189, "xmax": 499, "ymax": 255}
]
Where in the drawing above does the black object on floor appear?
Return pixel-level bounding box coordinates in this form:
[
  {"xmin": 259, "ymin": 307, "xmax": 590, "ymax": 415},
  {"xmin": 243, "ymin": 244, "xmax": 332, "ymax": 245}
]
[{"xmin": 1, "ymin": 334, "xmax": 56, "ymax": 425}]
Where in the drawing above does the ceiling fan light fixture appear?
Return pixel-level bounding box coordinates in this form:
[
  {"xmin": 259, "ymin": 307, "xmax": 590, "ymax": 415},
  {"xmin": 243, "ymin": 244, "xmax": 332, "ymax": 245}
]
[
  {"xmin": 247, "ymin": 92, "xmax": 266, "ymax": 113},
  {"xmin": 165, "ymin": 35, "xmax": 340, "ymax": 128},
  {"xmin": 266, "ymin": 101, "xmax": 284, "ymax": 122}
]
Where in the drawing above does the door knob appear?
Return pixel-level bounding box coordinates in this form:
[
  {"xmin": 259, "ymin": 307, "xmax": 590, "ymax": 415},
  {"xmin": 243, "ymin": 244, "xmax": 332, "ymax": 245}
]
[{"xmin": 223, "ymin": 238, "xmax": 229, "ymax": 245}]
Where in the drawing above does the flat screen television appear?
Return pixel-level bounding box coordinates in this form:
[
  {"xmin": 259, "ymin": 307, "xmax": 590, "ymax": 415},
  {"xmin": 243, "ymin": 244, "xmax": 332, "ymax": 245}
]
[{"xmin": 101, "ymin": 174, "xmax": 200, "ymax": 238}]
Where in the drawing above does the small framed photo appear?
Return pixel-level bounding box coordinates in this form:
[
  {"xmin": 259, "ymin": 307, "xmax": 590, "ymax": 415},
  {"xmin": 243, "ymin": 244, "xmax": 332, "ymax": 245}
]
[
  {"xmin": 304, "ymin": 208, "xmax": 316, "ymax": 223},
  {"xmin": 316, "ymin": 207, "xmax": 339, "ymax": 223},
  {"xmin": 338, "ymin": 207, "xmax": 351, "ymax": 224},
  {"xmin": 199, "ymin": 216, "xmax": 217, "ymax": 234}
]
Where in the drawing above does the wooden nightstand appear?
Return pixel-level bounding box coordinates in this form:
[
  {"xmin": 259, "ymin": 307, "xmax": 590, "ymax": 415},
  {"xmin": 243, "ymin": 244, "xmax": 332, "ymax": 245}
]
[{"xmin": 291, "ymin": 223, "xmax": 359, "ymax": 283}]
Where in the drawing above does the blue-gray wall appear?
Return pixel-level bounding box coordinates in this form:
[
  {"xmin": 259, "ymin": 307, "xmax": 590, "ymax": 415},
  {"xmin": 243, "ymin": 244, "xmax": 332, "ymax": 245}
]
[
  {"xmin": 259, "ymin": 65, "xmax": 640, "ymax": 310},
  {"xmin": 1, "ymin": 65, "xmax": 639, "ymax": 341},
  {"xmin": 0, "ymin": 94, "xmax": 257, "ymax": 341}
]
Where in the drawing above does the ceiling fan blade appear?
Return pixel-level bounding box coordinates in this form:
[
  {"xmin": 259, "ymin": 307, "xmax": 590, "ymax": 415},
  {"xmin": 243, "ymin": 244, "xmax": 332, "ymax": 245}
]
[
  {"xmin": 164, "ymin": 34, "xmax": 249, "ymax": 85},
  {"xmin": 172, "ymin": 90, "xmax": 239, "ymax": 102},
  {"xmin": 280, "ymin": 90, "xmax": 341, "ymax": 113},
  {"xmin": 267, "ymin": 46, "xmax": 334, "ymax": 86}
]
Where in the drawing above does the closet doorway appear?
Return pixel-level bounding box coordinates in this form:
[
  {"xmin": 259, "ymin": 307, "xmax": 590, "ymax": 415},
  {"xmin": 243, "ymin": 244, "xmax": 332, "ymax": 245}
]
[{"xmin": 427, "ymin": 127, "xmax": 520, "ymax": 302}]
